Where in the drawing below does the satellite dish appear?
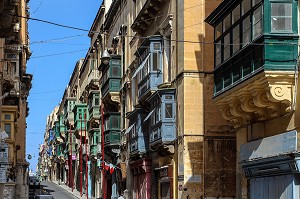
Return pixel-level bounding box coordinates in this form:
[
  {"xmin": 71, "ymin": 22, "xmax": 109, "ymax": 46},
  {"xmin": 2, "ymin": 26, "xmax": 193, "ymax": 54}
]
[{"xmin": 0, "ymin": 131, "xmax": 8, "ymax": 141}]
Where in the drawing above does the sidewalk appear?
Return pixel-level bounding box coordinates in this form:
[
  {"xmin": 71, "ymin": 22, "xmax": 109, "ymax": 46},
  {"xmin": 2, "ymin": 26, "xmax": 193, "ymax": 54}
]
[{"xmin": 52, "ymin": 181, "xmax": 89, "ymax": 199}]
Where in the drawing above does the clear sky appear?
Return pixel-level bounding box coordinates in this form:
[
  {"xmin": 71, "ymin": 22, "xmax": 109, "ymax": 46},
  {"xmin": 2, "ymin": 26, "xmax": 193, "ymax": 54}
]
[{"xmin": 26, "ymin": 0, "xmax": 102, "ymax": 172}]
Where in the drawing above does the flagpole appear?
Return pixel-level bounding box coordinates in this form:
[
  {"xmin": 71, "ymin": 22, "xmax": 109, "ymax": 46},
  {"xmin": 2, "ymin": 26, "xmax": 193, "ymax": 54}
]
[
  {"xmin": 70, "ymin": 125, "xmax": 73, "ymax": 192},
  {"xmin": 101, "ymin": 103, "xmax": 106, "ymax": 199},
  {"xmin": 80, "ymin": 113, "xmax": 83, "ymax": 197},
  {"xmin": 84, "ymin": 112, "xmax": 88, "ymax": 199}
]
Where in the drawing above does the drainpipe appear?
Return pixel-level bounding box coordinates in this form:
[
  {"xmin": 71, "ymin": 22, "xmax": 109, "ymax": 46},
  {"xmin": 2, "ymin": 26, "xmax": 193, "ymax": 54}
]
[
  {"xmin": 101, "ymin": 104, "xmax": 106, "ymax": 199},
  {"xmin": 80, "ymin": 113, "xmax": 83, "ymax": 197},
  {"xmin": 84, "ymin": 113, "xmax": 88, "ymax": 199}
]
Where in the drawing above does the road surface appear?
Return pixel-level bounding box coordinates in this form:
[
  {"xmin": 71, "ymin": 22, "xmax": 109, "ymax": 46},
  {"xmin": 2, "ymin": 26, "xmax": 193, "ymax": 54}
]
[{"xmin": 37, "ymin": 181, "xmax": 78, "ymax": 199}]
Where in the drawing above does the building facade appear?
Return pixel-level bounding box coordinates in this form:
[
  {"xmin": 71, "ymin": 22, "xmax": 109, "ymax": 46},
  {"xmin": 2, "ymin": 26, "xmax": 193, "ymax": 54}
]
[
  {"xmin": 40, "ymin": 0, "xmax": 239, "ymax": 199},
  {"xmin": 206, "ymin": 0, "xmax": 300, "ymax": 198},
  {"xmin": 0, "ymin": 0, "xmax": 32, "ymax": 198}
]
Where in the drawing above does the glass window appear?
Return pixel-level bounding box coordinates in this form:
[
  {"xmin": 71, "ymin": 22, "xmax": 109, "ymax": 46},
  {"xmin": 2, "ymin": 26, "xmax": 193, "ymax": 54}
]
[
  {"xmin": 233, "ymin": 24, "xmax": 240, "ymax": 54},
  {"xmin": 111, "ymin": 116, "xmax": 119, "ymax": 128},
  {"xmin": 152, "ymin": 52, "xmax": 160, "ymax": 71},
  {"xmin": 232, "ymin": 61, "xmax": 241, "ymax": 83},
  {"xmin": 153, "ymin": 42, "xmax": 161, "ymax": 51},
  {"xmin": 242, "ymin": 0, "xmax": 251, "ymax": 15},
  {"xmin": 165, "ymin": 104, "xmax": 173, "ymax": 118},
  {"xmin": 243, "ymin": 54, "xmax": 252, "ymax": 77},
  {"xmin": 223, "ymin": 14, "xmax": 231, "ymax": 31},
  {"xmin": 224, "ymin": 69, "xmax": 231, "ymax": 87},
  {"xmin": 215, "ymin": 41, "xmax": 222, "ymax": 66},
  {"xmin": 232, "ymin": 5, "xmax": 240, "ymax": 24},
  {"xmin": 215, "ymin": 22, "xmax": 222, "ymax": 39},
  {"xmin": 253, "ymin": 5, "xmax": 263, "ymax": 39},
  {"xmin": 243, "ymin": 16, "xmax": 251, "ymax": 46},
  {"xmin": 4, "ymin": 115, "xmax": 11, "ymax": 120},
  {"xmin": 271, "ymin": 3, "xmax": 292, "ymax": 32},
  {"xmin": 252, "ymin": 0, "xmax": 262, "ymax": 7},
  {"xmin": 95, "ymin": 98, "xmax": 99, "ymax": 106},
  {"xmin": 224, "ymin": 33, "xmax": 230, "ymax": 61},
  {"xmin": 4, "ymin": 123, "xmax": 11, "ymax": 138},
  {"xmin": 111, "ymin": 66, "xmax": 120, "ymax": 77}
]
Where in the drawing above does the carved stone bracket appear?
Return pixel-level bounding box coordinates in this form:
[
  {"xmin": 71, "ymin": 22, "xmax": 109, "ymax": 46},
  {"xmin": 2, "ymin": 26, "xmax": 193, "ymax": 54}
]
[{"xmin": 214, "ymin": 71, "xmax": 295, "ymax": 128}]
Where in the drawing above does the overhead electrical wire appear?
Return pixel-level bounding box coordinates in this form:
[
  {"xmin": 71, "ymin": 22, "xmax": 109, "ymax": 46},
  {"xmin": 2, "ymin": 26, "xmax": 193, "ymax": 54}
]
[
  {"xmin": 30, "ymin": 49, "xmax": 88, "ymax": 59},
  {"xmin": 7, "ymin": 13, "xmax": 300, "ymax": 47}
]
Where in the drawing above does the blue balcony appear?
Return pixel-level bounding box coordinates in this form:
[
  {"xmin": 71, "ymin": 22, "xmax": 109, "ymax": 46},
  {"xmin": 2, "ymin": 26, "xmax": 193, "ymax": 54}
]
[
  {"xmin": 134, "ymin": 36, "xmax": 163, "ymax": 101},
  {"xmin": 147, "ymin": 88, "xmax": 176, "ymax": 146},
  {"xmin": 127, "ymin": 107, "xmax": 149, "ymax": 156}
]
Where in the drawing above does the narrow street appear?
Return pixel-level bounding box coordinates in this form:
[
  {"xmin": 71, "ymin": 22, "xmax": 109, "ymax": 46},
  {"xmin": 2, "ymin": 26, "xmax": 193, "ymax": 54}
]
[{"xmin": 36, "ymin": 181, "xmax": 78, "ymax": 199}]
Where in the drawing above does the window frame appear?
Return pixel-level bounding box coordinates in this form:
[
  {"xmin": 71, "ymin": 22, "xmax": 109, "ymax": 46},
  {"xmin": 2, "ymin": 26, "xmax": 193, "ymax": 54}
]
[{"xmin": 270, "ymin": 2, "xmax": 293, "ymax": 33}]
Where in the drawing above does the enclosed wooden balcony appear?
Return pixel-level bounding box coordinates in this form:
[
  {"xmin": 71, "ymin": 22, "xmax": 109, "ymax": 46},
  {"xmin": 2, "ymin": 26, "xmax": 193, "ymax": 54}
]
[
  {"xmin": 205, "ymin": 0, "xmax": 298, "ymax": 128},
  {"xmin": 99, "ymin": 55, "xmax": 121, "ymax": 106},
  {"xmin": 102, "ymin": 112, "xmax": 121, "ymax": 148},
  {"xmin": 127, "ymin": 107, "xmax": 149, "ymax": 156},
  {"xmin": 147, "ymin": 87, "xmax": 176, "ymax": 146}
]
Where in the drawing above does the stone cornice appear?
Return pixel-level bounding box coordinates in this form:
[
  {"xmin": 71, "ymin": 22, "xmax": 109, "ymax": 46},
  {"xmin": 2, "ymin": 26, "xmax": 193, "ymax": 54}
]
[{"xmin": 215, "ymin": 71, "xmax": 295, "ymax": 128}]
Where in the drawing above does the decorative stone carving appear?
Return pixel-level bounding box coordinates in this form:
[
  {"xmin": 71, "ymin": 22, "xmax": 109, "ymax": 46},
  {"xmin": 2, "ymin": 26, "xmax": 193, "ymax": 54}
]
[{"xmin": 214, "ymin": 71, "xmax": 295, "ymax": 128}]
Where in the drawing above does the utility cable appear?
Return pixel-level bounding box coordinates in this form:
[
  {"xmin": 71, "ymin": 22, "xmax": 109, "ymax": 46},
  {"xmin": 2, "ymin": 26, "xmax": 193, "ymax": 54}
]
[{"xmin": 30, "ymin": 49, "xmax": 88, "ymax": 59}]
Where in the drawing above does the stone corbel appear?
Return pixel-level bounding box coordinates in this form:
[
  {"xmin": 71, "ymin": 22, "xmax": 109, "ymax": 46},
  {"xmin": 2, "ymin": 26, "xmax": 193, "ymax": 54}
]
[
  {"xmin": 110, "ymin": 92, "xmax": 120, "ymax": 104},
  {"xmin": 238, "ymin": 91, "xmax": 266, "ymax": 121},
  {"xmin": 215, "ymin": 101, "xmax": 243, "ymax": 128},
  {"xmin": 228, "ymin": 98, "xmax": 253, "ymax": 125}
]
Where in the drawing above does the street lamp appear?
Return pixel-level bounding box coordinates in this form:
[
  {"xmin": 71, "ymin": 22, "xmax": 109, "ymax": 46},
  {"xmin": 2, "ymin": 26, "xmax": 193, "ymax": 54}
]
[{"xmin": 101, "ymin": 50, "xmax": 110, "ymax": 65}]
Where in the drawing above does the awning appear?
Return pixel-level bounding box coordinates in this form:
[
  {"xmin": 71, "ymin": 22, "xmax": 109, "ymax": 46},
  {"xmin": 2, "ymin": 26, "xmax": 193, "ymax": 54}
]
[
  {"xmin": 124, "ymin": 123, "xmax": 135, "ymax": 135},
  {"xmin": 132, "ymin": 53, "xmax": 151, "ymax": 78},
  {"xmin": 144, "ymin": 109, "xmax": 154, "ymax": 122}
]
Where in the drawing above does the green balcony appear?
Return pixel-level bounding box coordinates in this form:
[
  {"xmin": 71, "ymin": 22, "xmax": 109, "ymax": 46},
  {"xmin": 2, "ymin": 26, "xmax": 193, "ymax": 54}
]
[
  {"xmin": 88, "ymin": 91, "xmax": 100, "ymax": 123},
  {"xmin": 90, "ymin": 145, "xmax": 98, "ymax": 157},
  {"xmin": 73, "ymin": 103, "xmax": 88, "ymax": 137},
  {"xmin": 104, "ymin": 131, "xmax": 121, "ymax": 147},
  {"xmin": 205, "ymin": 0, "xmax": 299, "ymax": 127},
  {"xmin": 99, "ymin": 55, "xmax": 121, "ymax": 103}
]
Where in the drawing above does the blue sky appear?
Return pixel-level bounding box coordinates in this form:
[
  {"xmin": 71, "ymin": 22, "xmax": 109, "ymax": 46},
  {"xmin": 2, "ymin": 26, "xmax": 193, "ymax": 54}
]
[{"xmin": 26, "ymin": 0, "xmax": 102, "ymax": 172}]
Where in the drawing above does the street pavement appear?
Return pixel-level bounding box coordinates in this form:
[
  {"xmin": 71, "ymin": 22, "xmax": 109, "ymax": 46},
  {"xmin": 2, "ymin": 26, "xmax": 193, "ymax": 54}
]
[{"xmin": 39, "ymin": 181, "xmax": 78, "ymax": 199}]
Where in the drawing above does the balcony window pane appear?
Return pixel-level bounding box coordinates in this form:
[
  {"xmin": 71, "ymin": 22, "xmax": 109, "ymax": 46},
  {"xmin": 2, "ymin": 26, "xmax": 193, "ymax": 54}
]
[
  {"xmin": 252, "ymin": 0, "xmax": 262, "ymax": 7},
  {"xmin": 152, "ymin": 52, "xmax": 160, "ymax": 71},
  {"xmin": 253, "ymin": 5, "xmax": 263, "ymax": 39},
  {"xmin": 233, "ymin": 24, "xmax": 240, "ymax": 54},
  {"xmin": 215, "ymin": 41, "xmax": 222, "ymax": 66},
  {"xmin": 232, "ymin": 5, "xmax": 240, "ymax": 24},
  {"xmin": 95, "ymin": 98, "xmax": 99, "ymax": 106},
  {"xmin": 232, "ymin": 62, "xmax": 241, "ymax": 83},
  {"xmin": 4, "ymin": 123, "xmax": 11, "ymax": 138},
  {"xmin": 165, "ymin": 104, "xmax": 173, "ymax": 118},
  {"xmin": 111, "ymin": 117, "xmax": 119, "ymax": 128},
  {"xmin": 243, "ymin": 55, "xmax": 252, "ymax": 77},
  {"xmin": 271, "ymin": 3, "xmax": 292, "ymax": 32},
  {"xmin": 223, "ymin": 14, "xmax": 231, "ymax": 31},
  {"xmin": 215, "ymin": 74, "xmax": 223, "ymax": 93},
  {"xmin": 4, "ymin": 115, "xmax": 10, "ymax": 120},
  {"xmin": 112, "ymin": 66, "xmax": 120, "ymax": 77},
  {"xmin": 215, "ymin": 22, "xmax": 222, "ymax": 39},
  {"xmin": 224, "ymin": 34, "xmax": 230, "ymax": 61},
  {"xmin": 243, "ymin": 16, "xmax": 251, "ymax": 46},
  {"xmin": 153, "ymin": 42, "xmax": 161, "ymax": 51},
  {"xmin": 242, "ymin": 0, "xmax": 251, "ymax": 15},
  {"xmin": 223, "ymin": 70, "xmax": 231, "ymax": 88}
]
